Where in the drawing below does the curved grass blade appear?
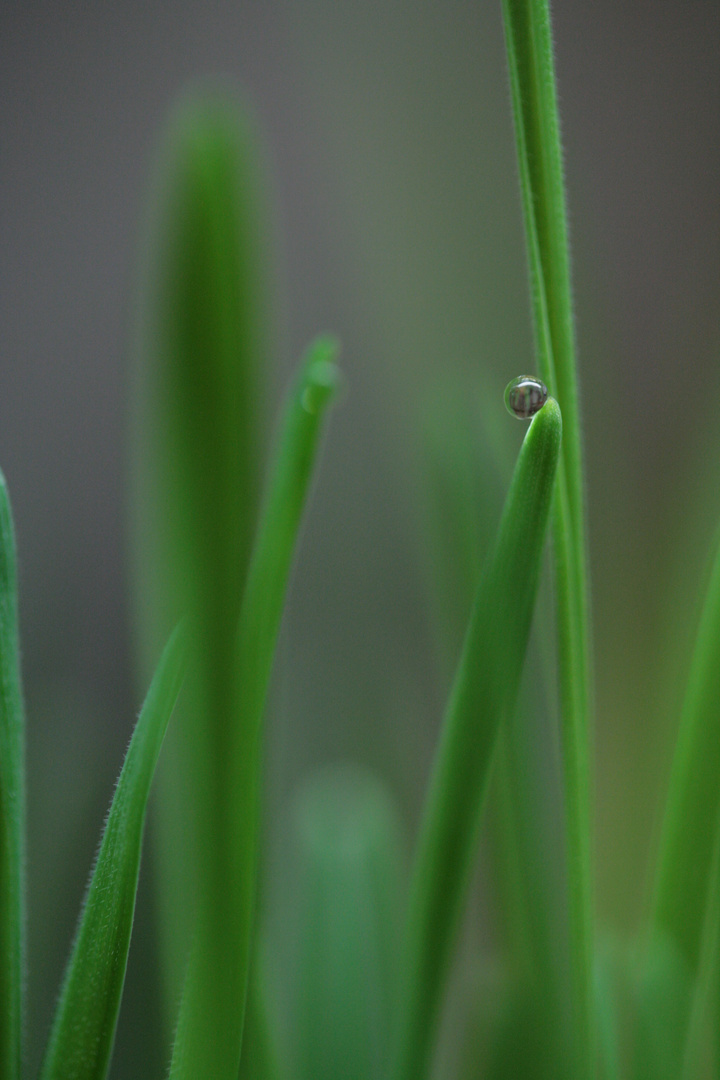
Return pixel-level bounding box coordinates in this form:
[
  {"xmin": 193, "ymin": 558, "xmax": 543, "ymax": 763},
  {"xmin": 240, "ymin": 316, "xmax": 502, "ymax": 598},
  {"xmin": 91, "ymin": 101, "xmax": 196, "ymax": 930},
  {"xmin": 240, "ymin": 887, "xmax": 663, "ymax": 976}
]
[
  {"xmin": 290, "ymin": 765, "xmax": 404, "ymax": 1080},
  {"xmin": 393, "ymin": 398, "xmax": 562, "ymax": 1080},
  {"xmin": 130, "ymin": 89, "xmax": 269, "ymax": 1020},
  {"xmin": 0, "ymin": 471, "xmax": 26, "ymax": 1080},
  {"xmin": 38, "ymin": 622, "xmax": 187, "ymax": 1080},
  {"xmin": 168, "ymin": 338, "xmax": 341, "ymax": 1080},
  {"xmin": 501, "ymin": 3, "xmax": 593, "ymax": 1072}
]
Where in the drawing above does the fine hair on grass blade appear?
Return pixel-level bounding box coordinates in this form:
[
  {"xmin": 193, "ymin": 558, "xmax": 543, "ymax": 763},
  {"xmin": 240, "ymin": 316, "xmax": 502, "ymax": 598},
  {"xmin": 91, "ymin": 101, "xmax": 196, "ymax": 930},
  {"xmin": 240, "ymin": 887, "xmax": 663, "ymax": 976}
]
[
  {"xmin": 168, "ymin": 338, "xmax": 341, "ymax": 1080},
  {"xmin": 0, "ymin": 471, "xmax": 26, "ymax": 1080},
  {"xmin": 393, "ymin": 396, "xmax": 561, "ymax": 1080},
  {"xmin": 501, "ymin": 2, "xmax": 593, "ymax": 1072},
  {"xmin": 38, "ymin": 621, "xmax": 187, "ymax": 1080}
]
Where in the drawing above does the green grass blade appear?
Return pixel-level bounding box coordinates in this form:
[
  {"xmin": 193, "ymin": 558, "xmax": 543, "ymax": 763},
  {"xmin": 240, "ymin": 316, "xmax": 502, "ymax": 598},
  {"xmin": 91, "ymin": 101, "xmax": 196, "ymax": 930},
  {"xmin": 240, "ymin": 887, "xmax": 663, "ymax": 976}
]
[
  {"xmin": 38, "ymin": 622, "xmax": 187, "ymax": 1080},
  {"xmin": 653, "ymin": 529, "xmax": 720, "ymax": 973},
  {"xmin": 238, "ymin": 952, "xmax": 284, "ymax": 1080},
  {"xmin": 500, "ymin": 0, "xmax": 581, "ymax": 534},
  {"xmin": 647, "ymin": 527, "xmax": 720, "ymax": 1077},
  {"xmin": 130, "ymin": 89, "xmax": 269, "ymax": 1020},
  {"xmin": 0, "ymin": 471, "xmax": 26, "ymax": 1080},
  {"xmin": 681, "ymin": 810, "xmax": 720, "ymax": 1080},
  {"xmin": 168, "ymin": 338, "xmax": 341, "ymax": 1080},
  {"xmin": 290, "ymin": 765, "xmax": 404, "ymax": 1080},
  {"xmin": 501, "ymin": 3, "xmax": 593, "ymax": 1072},
  {"xmin": 393, "ymin": 398, "xmax": 562, "ymax": 1080},
  {"xmin": 417, "ymin": 390, "xmax": 570, "ymax": 1077}
]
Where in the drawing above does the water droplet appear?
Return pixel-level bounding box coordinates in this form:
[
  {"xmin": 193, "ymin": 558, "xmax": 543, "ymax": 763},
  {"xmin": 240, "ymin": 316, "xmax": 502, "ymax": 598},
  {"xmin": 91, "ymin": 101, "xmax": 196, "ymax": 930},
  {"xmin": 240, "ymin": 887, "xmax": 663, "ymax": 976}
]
[{"xmin": 504, "ymin": 376, "xmax": 548, "ymax": 419}]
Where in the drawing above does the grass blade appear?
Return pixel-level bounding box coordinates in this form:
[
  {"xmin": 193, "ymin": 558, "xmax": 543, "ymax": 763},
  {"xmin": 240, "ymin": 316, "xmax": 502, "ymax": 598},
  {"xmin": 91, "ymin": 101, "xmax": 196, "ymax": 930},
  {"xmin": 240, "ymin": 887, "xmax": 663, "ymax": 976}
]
[
  {"xmin": 393, "ymin": 397, "xmax": 562, "ymax": 1080},
  {"xmin": 238, "ymin": 951, "xmax": 284, "ymax": 1080},
  {"xmin": 501, "ymin": 3, "xmax": 593, "ymax": 1072},
  {"xmin": 130, "ymin": 89, "xmax": 269, "ymax": 1020},
  {"xmin": 290, "ymin": 765, "xmax": 404, "ymax": 1080},
  {"xmin": 168, "ymin": 338, "xmax": 341, "ymax": 1080},
  {"xmin": 39, "ymin": 622, "xmax": 187, "ymax": 1080},
  {"xmin": 681, "ymin": 810, "xmax": 720, "ymax": 1079},
  {"xmin": 652, "ymin": 528, "xmax": 720, "ymax": 971},
  {"xmin": 648, "ymin": 528, "xmax": 720, "ymax": 1073},
  {"xmin": 0, "ymin": 471, "xmax": 26, "ymax": 1080}
]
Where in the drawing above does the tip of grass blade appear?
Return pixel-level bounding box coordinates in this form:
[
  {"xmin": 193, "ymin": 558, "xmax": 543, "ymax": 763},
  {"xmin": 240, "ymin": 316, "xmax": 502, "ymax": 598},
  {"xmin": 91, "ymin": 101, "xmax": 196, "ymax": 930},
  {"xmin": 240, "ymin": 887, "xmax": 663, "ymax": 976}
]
[{"xmin": 299, "ymin": 335, "xmax": 344, "ymax": 415}]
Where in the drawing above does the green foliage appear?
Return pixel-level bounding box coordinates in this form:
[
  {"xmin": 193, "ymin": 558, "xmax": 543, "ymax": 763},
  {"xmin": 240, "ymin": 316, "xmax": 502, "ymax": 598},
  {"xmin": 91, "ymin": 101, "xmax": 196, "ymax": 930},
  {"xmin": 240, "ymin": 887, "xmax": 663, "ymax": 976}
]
[
  {"xmin": 0, "ymin": 2, "xmax": 717, "ymax": 1079},
  {"xmin": 289, "ymin": 765, "xmax": 404, "ymax": 1080},
  {"xmin": 167, "ymin": 338, "xmax": 341, "ymax": 1080},
  {"xmin": 39, "ymin": 623, "xmax": 186, "ymax": 1080},
  {"xmin": 501, "ymin": 1, "xmax": 593, "ymax": 1074},
  {"xmin": 394, "ymin": 398, "xmax": 561, "ymax": 1080},
  {"xmin": 131, "ymin": 90, "xmax": 269, "ymax": 1025}
]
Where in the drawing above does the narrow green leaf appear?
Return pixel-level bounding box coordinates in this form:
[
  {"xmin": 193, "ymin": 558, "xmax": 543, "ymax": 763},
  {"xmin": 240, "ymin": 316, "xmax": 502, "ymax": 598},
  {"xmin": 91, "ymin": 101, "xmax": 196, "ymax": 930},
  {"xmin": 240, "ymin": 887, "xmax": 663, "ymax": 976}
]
[
  {"xmin": 39, "ymin": 622, "xmax": 187, "ymax": 1080},
  {"xmin": 501, "ymin": 2, "xmax": 593, "ymax": 1071},
  {"xmin": 168, "ymin": 338, "xmax": 341, "ymax": 1080},
  {"xmin": 290, "ymin": 765, "xmax": 404, "ymax": 1080},
  {"xmin": 238, "ymin": 950, "xmax": 284, "ymax": 1080},
  {"xmin": 646, "ymin": 527, "xmax": 720, "ymax": 1075},
  {"xmin": 633, "ymin": 935, "xmax": 691, "ymax": 1080},
  {"xmin": 653, "ymin": 528, "xmax": 720, "ymax": 973},
  {"xmin": 681, "ymin": 811, "xmax": 720, "ymax": 1079},
  {"xmin": 393, "ymin": 398, "xmax": 562, "ymax": 1080},
  {"xmin": 130, "ymin": 89, "xmax": 269, "ymax": 1021},
  {"xmin": 0, "ymin": 471, "xmax": 26, "ymax": 1080}
]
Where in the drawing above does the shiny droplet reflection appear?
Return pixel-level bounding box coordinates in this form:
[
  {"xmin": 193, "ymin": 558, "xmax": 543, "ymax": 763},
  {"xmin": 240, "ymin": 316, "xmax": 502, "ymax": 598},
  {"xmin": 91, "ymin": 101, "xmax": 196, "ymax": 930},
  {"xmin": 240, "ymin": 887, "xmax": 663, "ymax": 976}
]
[{"xmin": 504, "ymin": 376, "xmax": 548, "ymax": 419}]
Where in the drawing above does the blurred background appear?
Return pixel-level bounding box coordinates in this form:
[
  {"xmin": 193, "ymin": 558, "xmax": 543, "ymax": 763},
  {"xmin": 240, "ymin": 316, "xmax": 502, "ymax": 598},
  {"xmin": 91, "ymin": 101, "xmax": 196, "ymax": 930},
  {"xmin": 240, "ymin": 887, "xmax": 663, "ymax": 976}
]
[{"xmin": 0, "ymin": 1, "xmax": 718, "ymax": 1075}]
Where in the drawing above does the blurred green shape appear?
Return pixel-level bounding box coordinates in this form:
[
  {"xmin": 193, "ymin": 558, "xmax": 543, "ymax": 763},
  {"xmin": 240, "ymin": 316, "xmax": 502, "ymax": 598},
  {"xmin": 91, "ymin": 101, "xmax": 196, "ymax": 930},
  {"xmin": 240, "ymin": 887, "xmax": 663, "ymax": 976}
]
[
  {"xmin": 0, "ymin": 472, "xmax": 25, "ymax": 1080},
  {"xmin": 415, "ymin": 383, "xmax": 502, "ymax": 671},
  {"xmin": 290, "ymin": 764, "xmax": 404, "ymax": 1080},
  {"xmin": 633, "ymin": 934, "xmax": 692, "ymax": 1080},
  {"xmin": 168, "ymin": 340, "xmax": 341, "ymax": 1079},
  {"xmin": 653, "ymin": 529, "xmax": 720, "ymax": 972},
  {"xmin": 38, "ymin": 622, "xmax": 186, "ymax": 1080},
  {"xmin": 394, "ymin": 398, "xmax": 561, "ymax": 1080},
  {"xmin": 238, "ymin": 952, "xmax": 284, "ymax": 1080},
  {"xmin": 131, "ymin": 87, "xmax": 269, "ymax": 1020},
  {"xmin": 649, "ymin": 527, "xmax": 720, "ymax": 1071},
  {"xmin": 680, "ymin": 816, "xmax": 720, "ymax": 1080},
  {"xmin": 501, "ymin": 3, "xmax": 593, "ymax": 1073}
]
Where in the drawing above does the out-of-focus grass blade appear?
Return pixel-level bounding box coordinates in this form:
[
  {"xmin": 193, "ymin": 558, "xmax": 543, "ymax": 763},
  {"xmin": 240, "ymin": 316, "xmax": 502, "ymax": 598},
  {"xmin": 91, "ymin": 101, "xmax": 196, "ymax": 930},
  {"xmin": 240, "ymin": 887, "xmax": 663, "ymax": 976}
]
[
  {"xmin": 633, "ymin": 935, "xmax": 691, "ymax": 1080},
  {"xmin": 393, "ymin": 398, "xmax": 562, "ymax": 1080},
  {"xmin": 38, "ymin": 622, "xmax": 186, "ymax": 1080},
  {"xmin": 168, "ymin": 339, "xmax": 341, "ymax": 1080},
  {"xmin": 681, "ymin": 812, "xmax": 720, "ymax": 1079},
  {"xmin": 289, "ymin": 764, "xmax": 404, "ymax": 1080},
  {"xmin": 0, "ymin": 471, "xmax": 26, "ymax": 1080},
  {"xmin": 238, "ymin": 951, "xmax": 284, "ymax": 1080},
  {"xmin": 647, "ymin": 528, "xmax": 720, "ymax": 1074},
  {"xmin": 653, "ymin": 529, "xmax": 720, "ymax": 973},
  {"xmin": 594, "ymin": 943, "xmax": 622, "ymax": 1080},
  {"xmin": 415, "ymin": 384, "xmax": 502, "ymax": 671},
  {"xmin": 131, "ymin": 89, "xmax": 268, "ymax": 1019},
  {"xmin": 501, "ymin": 3, "xmax": 593, "ymax": 1073}
]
